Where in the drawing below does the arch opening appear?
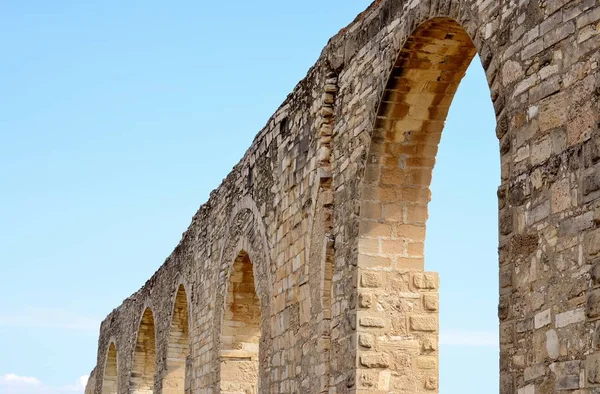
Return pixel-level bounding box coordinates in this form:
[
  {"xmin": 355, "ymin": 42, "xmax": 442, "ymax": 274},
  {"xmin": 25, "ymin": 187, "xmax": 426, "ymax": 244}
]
[
  {"xmin": 219, "ymin": 251, "xmax": 261, "ymax": 394},
  {"xmin": 101, "ymin": 342, "xmax": 118, "ymax": 394},
  {"xmin": 357, "ymin": 17, "xmax": 498, "ymax": 392},
  {"xmin": 164, "ymin": 285, "xmax": 190, "ymax": 394},
  {"xmin": 131, "ymin": 307, "xmax": 157, "ymax": 394}
]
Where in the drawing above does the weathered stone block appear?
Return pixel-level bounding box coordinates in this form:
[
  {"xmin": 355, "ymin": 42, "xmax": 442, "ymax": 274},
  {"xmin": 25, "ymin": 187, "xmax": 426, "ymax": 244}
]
[
  {"xmin": 413, "ymin": 272, "xmax": 439, "ymax": 289},
  {"xmin": 556, "ymin": 308, "xmax": 586, "ymax": 327},
  {"xmin": 359, "ymin": 334, "xmax": 374, "ymax": 349},
  {"xmin": 360, "ymin": 353, "xmax": 390, "ymax": 368},
  {"xmin": 517, "ymin": 384, "xmax": 534, "ymax": 394},
  {"xmin": 588, "ymin": 290, "xmax": 600, "ymax": 319},
  {"xmin": 540, "ymin": 93, "xmax": 568, "ymax": 132},
  {"xmin": 550, "ymin": 360, "xmax": 581, "ymax": 390},
  {"xmin": 423, "ymin": 294, "xmax": 438, "ymax": 311},
  {"xmin": 524, "ymin": 363, "xmax": 545, "ymax": 382},
  {"xmin": 409, "ymin": 316, "xmax": 437, "ymax": 332},
  {"xmin": 546, "ymin": 329, "xmax": 560, "ymax": 360},
  {"xmin": 416, "ymin": 356, "xmax": 437, "ymax": 370},
  {"xmin": 585, "ymin": 229, "xmax": 600, "ymax": 257},
  {"xmin": 360, "ymin": 316, "xmax": 386, "ymax": 328},
  {"xmin": 587, "ymin": 354, "xmax": 600, "ymax": 384},
  {"xmin": 535, "ymin": 308, "xmax": 551, "ymax": 329},
  {"xmin": 359, "ymin": 292, "xmax": 373, "ymax": 308},
  {"xmin": 361, "ymin": 271, "xmax": 382, "ymax": 288},
  {"xmin": 424, "ymin": 376, "xmax": 438, "ymax": 390},
  {"xmin": 592, "ymin": 261, "xmax": 600, "ymax": 284}
]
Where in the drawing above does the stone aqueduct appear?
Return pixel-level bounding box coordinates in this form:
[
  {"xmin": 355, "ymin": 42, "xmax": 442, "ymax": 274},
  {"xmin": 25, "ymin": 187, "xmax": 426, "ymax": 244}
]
[{"xmin": 85, "ymin": 0, "xmax": 600, "ymax": 393}]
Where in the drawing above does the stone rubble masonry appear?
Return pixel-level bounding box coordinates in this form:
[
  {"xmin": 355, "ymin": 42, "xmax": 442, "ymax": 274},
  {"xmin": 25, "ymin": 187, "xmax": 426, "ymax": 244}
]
[{"xmin": 84, "ymin": 0, "xmax": 600, "ymax": 393}]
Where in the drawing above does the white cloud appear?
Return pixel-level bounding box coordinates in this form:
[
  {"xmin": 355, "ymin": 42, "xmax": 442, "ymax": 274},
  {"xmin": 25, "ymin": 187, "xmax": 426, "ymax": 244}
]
[
  {"xmin": 440, "ymin": 329, "xmax": 498, "ymax": 347},
  {"xmin": 0, "ymin": 374, "xmax": 88, "ymax": 394},
  {"xmin": 78, "ymin": 376, "xmax": 89, "ymax": 388},
  {"xmin": 0, "ymin": 308, "xmax": 99, "ymax": 333},
  {"xmin": 0, "ymin": 374, "xmax": 41, "ymax": 385}
]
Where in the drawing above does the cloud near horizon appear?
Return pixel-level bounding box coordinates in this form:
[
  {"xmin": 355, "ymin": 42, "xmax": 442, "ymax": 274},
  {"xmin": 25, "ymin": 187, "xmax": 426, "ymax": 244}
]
[
  {"xmin": 0, "ymin": 374, "xmax": 88, "ymax": 394},
  {"xmin": 0, "ymin": 308, "xmax": 100, "ymax": 333},
  {"xmin": 0, "ymin": 329, "xmax": 492, "ymax": 394}
]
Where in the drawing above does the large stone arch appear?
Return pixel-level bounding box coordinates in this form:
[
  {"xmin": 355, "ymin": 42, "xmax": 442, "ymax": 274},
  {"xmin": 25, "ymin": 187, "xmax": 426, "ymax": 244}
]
[
  {"xmin": 163, "ymin": 283, "xmax": 191, "ymax": 394},
  {"xmin": 101, "ymin": 341, "xmax": 118, "ymax": 394},
  {"xmin": 354, "ymin": 16, "xmax": 495, "ymax": 392},
  {"xmin": 213, "ymin": 202, "xmax": 274, "ymax": 393},
  {"xmin": 131, "ymin": 306, "xmax": 158, "ymax": 394}
]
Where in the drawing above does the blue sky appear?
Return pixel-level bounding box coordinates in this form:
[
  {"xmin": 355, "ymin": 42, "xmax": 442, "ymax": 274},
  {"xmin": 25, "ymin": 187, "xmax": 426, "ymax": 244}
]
[{"xmin": 0, "ymin": 1, "xmax": 498, "ymax": 393}]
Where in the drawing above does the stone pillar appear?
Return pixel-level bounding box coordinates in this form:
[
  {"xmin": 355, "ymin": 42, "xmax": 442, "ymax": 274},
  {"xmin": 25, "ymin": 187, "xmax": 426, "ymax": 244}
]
[{"xmin": 356, "ymin": 268, "xmax": 439, "ymax": 393}]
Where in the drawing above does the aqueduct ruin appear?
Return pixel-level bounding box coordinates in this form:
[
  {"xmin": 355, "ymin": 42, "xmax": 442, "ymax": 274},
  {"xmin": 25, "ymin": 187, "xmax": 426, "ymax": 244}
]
[{"xmin": 85, "ymin": 0, "xmax": 600, "ymax": 393}]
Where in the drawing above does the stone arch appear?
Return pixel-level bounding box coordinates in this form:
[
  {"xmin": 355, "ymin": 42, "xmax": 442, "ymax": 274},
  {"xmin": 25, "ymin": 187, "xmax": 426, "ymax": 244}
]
[
  {"xmin": 214, "ymin": 204, "xmax": 273, "ymax": 393},
  {"xmin": 131, "ymin": 307, "xmax": 157, "ymax": 394},
  {"xmin": 355, "ymin": 17, "xmax": 498, "ymax": 391},
  {"xmin": 220, "ymin": 195, "xmax": 273, "ymax": 270},
  {"xmin": 101, "ymin": 341, "xmax": 118, "ymax": 394},
  {"xmin": 218, "ymin": 200, "xmax": 273, "ymax": 311},
  {"xmin": 164, "ymin": 284, "xmax": 191, "ymax": 394},
  {"xmin": 219, "ymin": 250, "xmax": 261, "ymax": 394}
]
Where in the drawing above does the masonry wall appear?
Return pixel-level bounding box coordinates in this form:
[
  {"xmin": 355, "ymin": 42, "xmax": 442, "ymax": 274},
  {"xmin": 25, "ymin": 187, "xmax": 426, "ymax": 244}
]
[{"xmin": 86, "ymin": 0, "xmax": 600, "ymax": 393}]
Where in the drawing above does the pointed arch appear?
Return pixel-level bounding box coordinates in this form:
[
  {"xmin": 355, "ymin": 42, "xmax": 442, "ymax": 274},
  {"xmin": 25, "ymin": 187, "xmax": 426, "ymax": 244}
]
[
  {"xmin": 212, "ymin": 204, "xmax": 273, "ymax": 393},
  {"xmin": 164, "ymin": 284, "xmax": 190, "ymax": 394},
  {"xmin": 101, "ymin": 342, "xmax": 118, "ymax": 394},
  {"xmin": 356, "ymin": 17, "xmax": 496, "ymax": 391},
  {"xmin": 359, "ymin": 17, "xmax": 480, "ymax": 271},
  {"xmin": 131, "ymin": 307, "xmax": 157, "ymax": 394},
  {"xmin": 219, "ymin": 250, "xmax": 261, "ymax": 394}
]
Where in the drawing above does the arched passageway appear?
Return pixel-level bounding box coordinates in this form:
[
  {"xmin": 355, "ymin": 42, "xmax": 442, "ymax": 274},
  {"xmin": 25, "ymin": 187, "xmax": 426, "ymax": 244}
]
[
  {"xmin": 101, "ymin": 342, "xmax": 118, "ymax": 394},
  {"xmin": 164, "ymin": 285, "xmax": 190, "ymax": 394},
  {"xmin": 220, "ymin": 251, "xmax": 261, "ymax": 394},
  {"xmin": 356, "ymin": 17, "xmax": 497, "ymax": 391},
  {"xmin": 131, "ymin": 307, "xmax": 157, "ymax": 394}
]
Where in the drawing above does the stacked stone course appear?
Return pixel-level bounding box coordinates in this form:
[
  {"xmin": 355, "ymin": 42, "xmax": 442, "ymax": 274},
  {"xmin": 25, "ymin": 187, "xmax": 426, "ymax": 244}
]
[{"xmin": 85, "ymin": 0, "xmax": 600, "ymax": 393}]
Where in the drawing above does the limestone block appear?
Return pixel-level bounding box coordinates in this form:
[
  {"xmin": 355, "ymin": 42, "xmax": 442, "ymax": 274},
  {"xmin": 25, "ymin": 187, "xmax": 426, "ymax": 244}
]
[
  {"xmin": 535, "ymin": 308, "xmax": 551, "ymax": 329},
  {"xmin": 360, "ymin": 353, "xmax": 390, "ymax": 368},
  {"xmin": 546, "ymin": 329, "xmax": 560, "ymax": 360},
  {"xmin": 585, "ymin": 229, "xmax": 600, "ymax": 257},
  {"xmin": 423, "ymin": 294, "xmax": 438, "ymax": 311},
  {"xmin": 360, "ymin": 316, "xmax": 386, "ymax": 328},
  {"xmin": 587, "ymin": 353, "xmax": 600, "ymax": 384},
  {"xmin": 555, "ymin": 308, "xmax": 586, "ymax": 328},
  {"xmin": 413, "ymin": 272, "xmax": 439, "ymax": 289},
  {"xmin": 361, "ymin": 271, "xmax": 382, "ymax": 288},
  {"xmin": 550, "ymin": 360, "xmax": 580, "ymax": 390},
  {"xmin": 409, "ymin": 316, "xmax": 437, "ymax": 332},
  {"xmin": 587, "ymin": 290, "xmax": 600, "ymax": 319},
  {"xmin": 359, "ymin": 292, "xmax": 373, "ymax": 308},
  {"xmin": 424, "ymin": 376, "xmax": 438, "ymax": 391},
  {"xmin": 524, "ymin": 363, "xmax": 545, "ymax": 382},
  {"xmin": 359, "ymin": 334, "xmax": 374, "ymax": 349},
  {"xmin": 416, "ymin": 356, "xmax": 437, "ymax": 370},
  {"xmin": 517, "ymin": 383, "xmax": 535, "ymax": 394}
]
